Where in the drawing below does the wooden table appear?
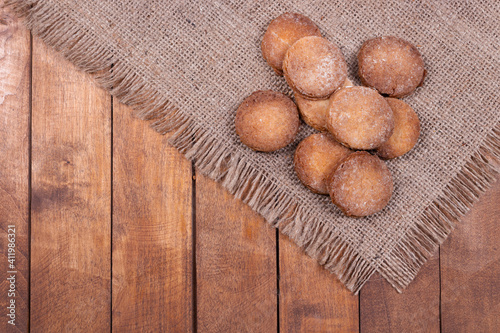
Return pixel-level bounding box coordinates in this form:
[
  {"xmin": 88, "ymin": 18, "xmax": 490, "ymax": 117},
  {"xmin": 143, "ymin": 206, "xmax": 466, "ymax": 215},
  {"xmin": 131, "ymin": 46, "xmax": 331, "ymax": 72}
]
[{"xmin": 1, "ymin": 11, "xmax": 498, "ymax": 333}]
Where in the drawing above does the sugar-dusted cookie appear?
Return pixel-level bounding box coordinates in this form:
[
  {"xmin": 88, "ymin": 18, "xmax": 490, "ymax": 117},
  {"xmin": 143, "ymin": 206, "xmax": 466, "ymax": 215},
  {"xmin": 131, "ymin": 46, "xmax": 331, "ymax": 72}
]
[
  {"xmin": 328, "ymin": 151, "xmax": 393, "ymax": 217},
  {"xmin": 235, "ymin": 90, "xmax": 299, "ymax": 152},
  {"xmin": 377, "ymin": 98, "xmax": 420, "ymax": 159},
  {"xmin": 283, "ymin": 36, "xmax": 347, "ymax": 100},
  {"xmin": 327, "ymin": 86, "xmax": 394, "ymax": 150},
  {"xmin": 261, "ymin": 13, "xmax": 322, "ymax": 75},
  {"xmin": 294, "ymin": 78, "xmax": 354, "ymax": 131},
  {"xmin": 294, "ymin": 133, "xmax": 352, "ymax": 194},
  {"xmin": 358, "ymin": 36, "xmax": 425, "ymax": 97}
]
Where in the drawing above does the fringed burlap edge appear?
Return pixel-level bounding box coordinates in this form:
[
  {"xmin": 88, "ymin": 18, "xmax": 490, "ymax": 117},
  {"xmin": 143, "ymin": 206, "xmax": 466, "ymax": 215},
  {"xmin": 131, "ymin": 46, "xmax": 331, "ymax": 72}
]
[
  {"xmin": 6, "ymin": 0, "xmax": 499, "ymax": 293},
  {"xmin": 380, "ymin": 128, "xmax": 499, "ymax": 291}
]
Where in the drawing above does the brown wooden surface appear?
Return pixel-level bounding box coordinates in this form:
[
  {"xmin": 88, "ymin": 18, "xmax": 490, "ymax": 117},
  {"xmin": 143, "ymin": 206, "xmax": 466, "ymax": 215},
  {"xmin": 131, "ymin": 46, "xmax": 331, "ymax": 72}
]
[
  {"xmin": 441, "ymin": 181, "xmax": 500, "ymax": 333},
  {"xmin": 196, "ymin": 174, "xmax": 277, "ymax": 332},
  {"xmin": 1, "ymin": 14, "xmax": 499, "ymax": 333},
  {"xmin": 0, "ymin": 9, "xmax": 30, "ymax": 333},
  {"xmin": 112, "ymin": 102, "xmax": 193, "ymax": 331},
  {"xmin": 360, "ymin": 254, "xmax": 440, "ymax": 332},
  {"xmin": 30, "ymin": 38, "xmax": 111, "ymax": 331},
  {"xmin": 279, "ymin": 233, "xmax": 359, "ymax": 332}
]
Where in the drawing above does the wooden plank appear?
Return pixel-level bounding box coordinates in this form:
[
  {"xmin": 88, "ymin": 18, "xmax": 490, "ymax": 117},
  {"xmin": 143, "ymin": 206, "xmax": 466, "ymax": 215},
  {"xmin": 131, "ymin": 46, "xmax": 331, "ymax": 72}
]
[
  {"xmin": 279, "ymin": 234, "xmax": 359, "ymax": 332},
  {"xmin": 196, "ymin": 174, "xmax": 277, "ymax": 332},
  {"xmin": 30, "ymin": 39, "xmax": 111, "ymax": 331},
  {"xmin": 441, "ymin": 181, "xmax": 500, "ymax": 332},
  {"xmin": 111, "ymin": 101, "xmax": 193, "ymax": 331},
  {"xmin": 360, "ymin": 255, "xmax": 440, "ymax": 332},
  {"xmin": 0, "ymin": 8, "xmax": 30, "ymax": 333}
]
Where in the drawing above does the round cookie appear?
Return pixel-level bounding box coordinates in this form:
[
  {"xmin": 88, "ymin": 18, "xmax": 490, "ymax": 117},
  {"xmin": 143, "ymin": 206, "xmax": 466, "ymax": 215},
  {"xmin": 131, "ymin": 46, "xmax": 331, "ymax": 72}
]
[
  {"xmin": 294, "ymin": 78, "xmax": 354, "ymax": 131},
  {"xmin": 328, "ymin": 151, "xmax": 393, "ymax": 217},
  {"xmin": 377, "ymin": 98, "xmax": 420, "ymax": 159},
  {"xmin": 235, "ymin": 90, "xmax": 299, "ymax": 152},
  {"xmin": 358, "ymin": 36, "xmax": 425, "ymax": 97},
  {"xmin": 294, "ymin": 133, "xmax": 352, "ymax": 194},
  {"xmin": 283, "ymin": 36, "xmax": 347, "ymax": 100},
  {"xmin": 294, "ymin": 94, "xmax": 330, "ymax": 131},
  {"xmin": 327, "ymin": 86, "xmax": 394, "ymax": 150},
  {"xmin": 261, "ymin": 13, "xmax": 322, "ymax": 75}
]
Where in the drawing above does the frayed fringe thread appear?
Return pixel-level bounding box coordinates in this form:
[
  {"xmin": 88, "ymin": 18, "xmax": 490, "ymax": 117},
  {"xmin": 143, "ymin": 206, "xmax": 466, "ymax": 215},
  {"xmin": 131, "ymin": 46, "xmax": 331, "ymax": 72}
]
[
  {"xmin": 5, "ymin": 0, "xmax": 499, "ymax": 294},
  {"xmin": 379, "ymin": 126, "xmax": 500, "ymax": 292},
  {"xmin": 3, "ymin": 0, "xmax": 188, "ymax": 132},
  {"xmin": 170, "ymin": 121, "xmax": 376, "ymax": 292}
]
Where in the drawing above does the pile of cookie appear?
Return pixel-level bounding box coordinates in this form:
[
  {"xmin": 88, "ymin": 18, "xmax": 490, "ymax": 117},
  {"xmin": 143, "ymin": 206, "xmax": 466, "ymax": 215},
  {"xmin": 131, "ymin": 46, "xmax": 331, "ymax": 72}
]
[{"xmin": 235, "ymin": 13, "xmax": 425, "ymax": 217}]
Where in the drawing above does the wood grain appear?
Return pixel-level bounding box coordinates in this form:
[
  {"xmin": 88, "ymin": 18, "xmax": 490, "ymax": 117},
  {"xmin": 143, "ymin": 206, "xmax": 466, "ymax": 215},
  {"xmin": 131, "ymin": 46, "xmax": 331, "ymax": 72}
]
[
  {"xmin": 112, "ymin": 101, "xmax": 193, "ymax": 332},
  {"xmin": 441, "ymin": 181, "xmax": 500, "ymax": 333},
  {"xmin": 360, "ymin": 255, "xmax": 440, "ymax": 332},
  {"xmin": 30, "ymin": 39, "xmax": 111, "ymax": 332},
  {"xmin": 2, "ymin": 6, "xmax": 499, "ymax": 332},
  {"xmin": 0, "ymin": 9, "xmax": 30, "ymax": 333},
  {"xmin": 196, "ymin": 174, "xmax": 277, "ymax": 332},
  {"xmin": 279, "ymin": 234, "xmax": 359, "ymax": 332}
]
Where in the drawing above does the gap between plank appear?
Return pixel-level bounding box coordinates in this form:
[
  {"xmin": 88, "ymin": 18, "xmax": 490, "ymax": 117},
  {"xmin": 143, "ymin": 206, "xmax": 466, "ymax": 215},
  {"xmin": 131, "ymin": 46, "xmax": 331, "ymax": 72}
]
[
  {"xmin": 439, "ymin": 245, "xmax": 442, "ymax": 333},
  {"xmin": 28, "ymin": 31, "xmax": 33, "ymax": 333},
  {"xmin": 110, "ymin": 90, "xmax": 114, "ymax": 333},
  {"xmin": 276, "ymin": 229, "xmax": 280, "ymax": 333},
  {"xmin": 191, "ymin": 162, "xmax": 197, "ymax": 333},
  {"xmin": 358, "ymin": 290, "xmax": 361, "ymax": 332}
]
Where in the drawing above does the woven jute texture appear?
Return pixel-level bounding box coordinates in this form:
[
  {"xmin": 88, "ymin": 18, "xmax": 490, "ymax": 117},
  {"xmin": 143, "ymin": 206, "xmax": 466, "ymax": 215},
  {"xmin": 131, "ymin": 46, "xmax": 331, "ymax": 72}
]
[{"xmin": 7, "ymin": 0, "xmax": 499, "ymax": 293}]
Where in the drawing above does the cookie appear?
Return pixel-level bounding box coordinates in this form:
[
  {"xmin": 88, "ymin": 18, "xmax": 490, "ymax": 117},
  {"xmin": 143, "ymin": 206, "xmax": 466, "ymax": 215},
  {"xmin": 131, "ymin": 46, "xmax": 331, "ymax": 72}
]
[
  {"xmin": 294, "ymin": 78, "xmax": 354, "ymax": 131},
  {"xmin": 327, "ymin": 86, "xmax": 394, "ymax": 150},
  {"xmin": 358, "ymin": 36, "xmax": 425, "ymax": 97},
  {"xmin": 235, "ymin": 90, "xmax": 300, "ymax": 152},
  {"xmin": 294, "ymin": 133, "xmax": 352, "ymax": 194},
  {"xmin": 377, "ymin": 98, "xmax": 420, "ymax": 159},
  {"xmin": 261, "ymin": 13, "xmax": 322, "ymax": 75},
  {"xmin": 328, "ymin": 151, "xmax": 393, "ymax": 217},
  {"xmin": 283, "ymin": 36, "xmax": 347, "ymax": 100}
]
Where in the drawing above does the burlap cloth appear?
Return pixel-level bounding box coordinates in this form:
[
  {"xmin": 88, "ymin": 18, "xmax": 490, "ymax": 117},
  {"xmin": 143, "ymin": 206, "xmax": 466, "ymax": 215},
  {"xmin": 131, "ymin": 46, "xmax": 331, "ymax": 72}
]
[{"xmin": 7, "ymin": 0, "xmax": 499, "ymax": 293}]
